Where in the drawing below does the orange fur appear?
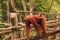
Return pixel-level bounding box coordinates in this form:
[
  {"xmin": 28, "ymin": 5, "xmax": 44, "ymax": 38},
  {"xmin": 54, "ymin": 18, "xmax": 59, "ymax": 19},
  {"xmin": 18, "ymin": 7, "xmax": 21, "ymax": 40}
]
[{"xmin": 23, "ymin": 14, "xmax": 46, "ymax": 38}]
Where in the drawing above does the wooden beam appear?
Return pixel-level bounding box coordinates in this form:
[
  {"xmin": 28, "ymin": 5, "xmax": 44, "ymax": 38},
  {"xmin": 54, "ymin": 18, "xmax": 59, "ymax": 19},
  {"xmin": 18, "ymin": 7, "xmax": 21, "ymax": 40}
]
[
  {"xmin": 21, "ymin": 29, "xmax": 60, "ymax": 40},
  {"xmin": 0, "ymin": 30, "xmax": 11, "ymax": 35},
  {"xmin": 0, "ymin": 20, "xmax": 57, "ymax": 26},
  {"xmin": 47, "ymin": 20, "xmax": 57, "ymax": 23},
  {"xmin": 0, "ymin": 21, "xmax": 60, "ymax": 31}
]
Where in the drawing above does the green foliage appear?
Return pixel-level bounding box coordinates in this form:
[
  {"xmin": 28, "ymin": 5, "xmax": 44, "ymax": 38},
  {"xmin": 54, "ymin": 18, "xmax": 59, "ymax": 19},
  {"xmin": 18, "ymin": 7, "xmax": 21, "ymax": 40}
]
[
  {"xmin": 0, "ymin": 24, "xmax": 5, "ymax": 28},
  {"xmin": 44, "ymin": 13, "xmax": 56, "ymax": 20},
  {"xmin": 0, "ymin": 0, "xmax": 60, "ymax": 26},
  {"xmin": 30, "ymin": 30, "xmax": 36, "ymax": 36},
  {"xmin": 1, "ymin": 12, "xmax": 8, "ymax": 22},
  {"xmin": 14, "ymin": 0, "xmax": 24, "ymax": 10},
  {"xmin": 55, "ymin": 0, "xmax": 60, "ymax": 4},
  {"xmin": 9, "ymin": 3, "xmax": 15, "ymax": 12}
]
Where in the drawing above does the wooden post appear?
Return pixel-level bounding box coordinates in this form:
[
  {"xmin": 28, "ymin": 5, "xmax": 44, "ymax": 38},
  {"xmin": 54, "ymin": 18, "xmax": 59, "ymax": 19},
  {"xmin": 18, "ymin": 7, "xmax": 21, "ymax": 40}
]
[
  {"xmin": 55, "ymin": 12, "xmax": 60, "ymax": 40},
  {"xmin": 10, "ymin": 13, "xmax": 21, "ymax": 40}
]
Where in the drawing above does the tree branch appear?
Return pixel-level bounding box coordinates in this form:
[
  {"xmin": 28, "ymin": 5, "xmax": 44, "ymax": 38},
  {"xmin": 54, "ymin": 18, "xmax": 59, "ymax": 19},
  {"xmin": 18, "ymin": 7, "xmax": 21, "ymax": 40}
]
[
  {"xmin": 47, "ymin": 0, "xmax": 54, "ymax": 13},
  {"xmin": 29, "ymin": 0, "xmax": 34, "ymax": 15},
  {"xmin": 22, "ymin": 0, "xmax": 28, "ymax": 16},
  {"xmin": 10, "ymin": 0, "xmax": 19, "ymax": 13}
]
